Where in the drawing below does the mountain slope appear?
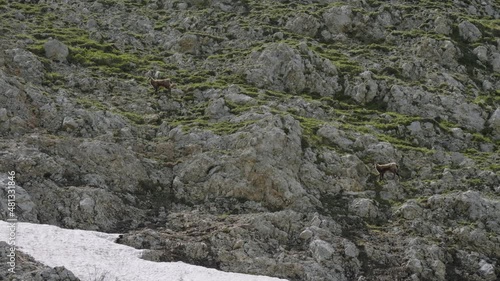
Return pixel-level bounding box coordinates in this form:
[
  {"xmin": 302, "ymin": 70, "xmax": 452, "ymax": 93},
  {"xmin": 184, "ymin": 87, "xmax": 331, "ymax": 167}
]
[{"xmin": 0, "ymin": 0, "xmax": 499, "ymax": 280}]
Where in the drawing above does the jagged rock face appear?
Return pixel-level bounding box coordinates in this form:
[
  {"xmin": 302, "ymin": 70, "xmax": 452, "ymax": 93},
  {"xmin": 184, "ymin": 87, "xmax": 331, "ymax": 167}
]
[
  {"xmin": 243, "ymin": 42, "xmax": 340, "ymax": 96},
  {"xmin": 0, "ymin": 0, "xmax": 499, "ymax": 280},
  {"xmin": 244, "ymin": 43, "xmax": 307, "ymax": 94},
  {"xmin": 286, "ymin": 13, "xmax": 321, "ymax": 37},
  {"xmin": 4, "ymin": 49, "xmax": 44, "ymax": 84},
  {"xmin": 383, "ymin": 85, "xmax": 486, "ymax": 132},
  {"xmin": 322, "ymin": 5, "xmax": 353, "ymax": 34},
  {"xmin": 172, "ymin": 114, "xmax": 315, "ymax": 211}
]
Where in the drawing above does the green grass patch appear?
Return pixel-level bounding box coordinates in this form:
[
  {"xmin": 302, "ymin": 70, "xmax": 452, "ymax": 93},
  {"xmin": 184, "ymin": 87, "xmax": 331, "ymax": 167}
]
[
  {"xmin": 311, "ymin": 44, "xmax": 364, "ymax": 76},
  {"xmin": 8, "ymin": 2, "xmax": 51, "ymax": 14},
  {"xmin": 118, "ymin": 111, "xmax": 145, "ymax": 125},
  {"xmin": 294, "ymin": 115, "xmax": 327, "ymax": 149},
  {"xmin": 43, "ymin": 72, "xmax": 66, "ymax": 87},
  {"xmin": 474, "ymin": 93, "xmax": 500, "ymax": 108},
  {"xmin": 489, "ymin": 164, "xmax": 500, "ymax": 172},
  {"xmin": 168, "ymin": 117, "xmax": 256, "ymax": 135},
  {"xmin": 471, "ymin": 132, "xmax": 492, "ymax": 143},
  {"xmin": 76, "ymin": 98, "xmax": 107, "ymax": 111}
]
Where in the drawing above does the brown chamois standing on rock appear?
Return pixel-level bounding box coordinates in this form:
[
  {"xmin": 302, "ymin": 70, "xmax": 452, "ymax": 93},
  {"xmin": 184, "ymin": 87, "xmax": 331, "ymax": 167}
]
[
  {"xmin": 375, "ymin": 162, "xmax": 400, "ymax": 181},
  {"xmin": 149, "ymin": 77, "xmax": 176, "ymax": 94}
]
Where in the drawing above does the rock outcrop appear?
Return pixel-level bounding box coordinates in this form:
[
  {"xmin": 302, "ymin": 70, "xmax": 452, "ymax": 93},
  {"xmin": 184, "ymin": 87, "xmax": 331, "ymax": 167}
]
[{"xmin": 0, "ymin": 242, "xmax": 80, "ymax": 281}]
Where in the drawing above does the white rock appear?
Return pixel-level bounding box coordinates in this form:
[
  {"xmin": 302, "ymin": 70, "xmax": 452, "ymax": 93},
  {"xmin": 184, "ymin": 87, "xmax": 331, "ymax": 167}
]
[
  {"xmin": 0, "ymin": 108, "xmax": 7, "ymax": 122},
  {"xmin": 345, "ymin": 71, "xmax": 378, "ymax": 104},
  {"xmin": 350, "ymin": 198, "xmax": 380, "ymax": 220},
  {"xmin": 479, "ymin": 260, "xmax": 496, "ymax": 280},
  {"xmin": 205, "ymin": 98, "xmax": 230, "ymax": 120},
  {"xmin": 174, "ymin": 34, "xmax": 200, "ymax": 55},
  {"xmin": 397, "ymin": 201, "xmax": 423, "ymax": 220},
  {"xmin": 62, "ymin": 116, "xmax": 78, "ymax": 131},
  {"xmin": 407, "ymin": 121, "xmax": 422, "ymax": 135},
  {"xmin": 245, "ymin": 43, "xmax": 306, "ymax": 94},
  {"xmin": 79, "ymin": 197, "xmax": 95, "ymax": 213},
  {"xmin": 487, "ymin": 108, "xmax": 500, "ymax": 140},
  {"xmin": 323, "ymin": 5, "xmax": 353, "ymax": 34},
  {"xmin": 299, "ymin": 228, "xmax": 313, "ymax": 240},
  {"xmin": 286, "ymin": 13, "xmax": 321, "ymax": 37},
  {"xmin": 317, "ymin": 124, "xmax": 353, "ymax": 150},
  {"xmin": 450, "ymin": 128, "xmax": 465, "ymax": 139},
  {"xmin": 44, "ymin": 39, "xmax": 69, "ymax": 63},
  {"xmin": 473, "ymin": 46, "xmax": 489, "ymax": 62},
  {"xmin": 5, "ymin": 48, "xmax": 44, "ymax": 83},
  {"xmin": 344, "ymin": 241, "xmax": 359, "ymax": 258},
  {"xmin": 490, "ymin": 52, "xmax": 500, "ymax": 72},
  {"xmin": 309, "ymin": 239, "xmax": 335, "ymax": 262},
  {"xmin": 406, "ymin": 258, "xmax": 423, "ymax": 274},
  {"xmin": 458, "ymin": 21, "xmax": 482, "ymax": 42},
  {"xmin": 434, "ymin": 16, "xmax": 451, "ymax": 35},
  {"xmin": 432, "ymin": 260, "xmax": 446, "ymax": 280}
]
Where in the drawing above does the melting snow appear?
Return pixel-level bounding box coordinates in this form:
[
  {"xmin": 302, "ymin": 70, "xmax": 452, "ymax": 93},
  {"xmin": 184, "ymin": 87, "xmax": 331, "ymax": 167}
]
[{"xmin": 0, "ymin": 220, "xmax": 287, "ymax": 281}]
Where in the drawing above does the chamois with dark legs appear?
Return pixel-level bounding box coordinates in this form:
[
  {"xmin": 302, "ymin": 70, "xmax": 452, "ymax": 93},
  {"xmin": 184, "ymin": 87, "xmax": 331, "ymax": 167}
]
[
  {"xmin": 375, "ymin": 162, "xmax": 400, "ymax": 181},
  {"xmin": 149, "ymin": 77, "xmax": 176, "ymax": 94}
]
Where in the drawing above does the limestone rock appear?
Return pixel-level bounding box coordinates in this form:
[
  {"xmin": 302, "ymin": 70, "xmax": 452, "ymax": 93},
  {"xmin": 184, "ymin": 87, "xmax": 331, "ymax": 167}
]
[
  {"xmin": 344, "ymin": 241, "xmax": 359, "ymax": 258},
  {"xmin": 5, "ymin": 48, "xmax": 44, "ymax": 84},
  {"xmin": 363, "ymin": 141, "xmax": 400, "ymax": 164},
  {"xmin": 434, "ymin": 16, "xmax": 452, "ymax": 35},
  {"xmin": 487, "ymin": 108, "xmax": 500, "ymax": 140},
  {"xmin": 244, "ymin": 43, "xmax": 306, "ymax": 94},
  {"xmin": 479, "ymin": 260, "xmax": 497, "ymax": 281},
  {"xmin": 322, "ymin": 5, "xmax": 353, "ymax": 34},
  {"xmin": 0, "ymin": 174, "xmax": 37, "ymax": 222},
  {"xmin": 309, "ymin": 239, "xmax": 335, "ymax": 263},
  {"xmin": 31, "ymin": 266, "xmax": 80, "ymax": 281},
  {"xmin": 401, "ymin": 60, "xmax": 425, "ymax": 80},
  {"xmin": 345, "ymin": 71, "xmax": 378, "ymax": 104},
  {"xmin": 349, "ymin": 198, "xmax": 381, "ymax": 221},
  {"xmin": 205, "ymin": 97, "xmax": 230, "ymax": 120},
  {"xmin": 0, "ymin": 241, "xmax": 80, "ymax": 281},
  {"xmin": 490, "ymin": 52, "xmax": 500, "ymax": 72},
  {"xmin": 174, "ymin": 34, "xmax": 200, "ymax": 55},
  {"xmin": 44, "ymin": 39, "xmax": 69, "ymax": 63},
  {"xmin": 416, "ymin": 38, "xmax": 460, "ymax": 67},
  {"xmin": 384, "ymin": 85, "xmax": 485, "ymax": 132},
  {"xmin": 243, "ymin": 42, "xmax": 340, "ymax": 97},
  {"xmin": 458, "ymin": 21, "xmax": 482, "ymax": 42},
  {"xmin": 299, "ymin": 228, "xmax": 314, "ymax": 240},
  {"xmin": 62, "ymin": 116, "xmax": 78, "ymax": 131},
  {"xmin": 473, "ymin": 45, "xmax": 489, "ymax": 63},
  {"xmin": 286, "ymin": 13, "xmax": 321, "ymax": 37},
  {"xmin": 224, "ymin": 85, "xmax": 256, "ymax": 105},
  {"xmin": 317, "ymin": 124, "xmax": 353, "ymax": 150},
  {"xmin": 0, "ymin": 108, "xmax": 7, "ymax": 124},
  {"xmin": 396, "ymin": 200, "xmax": 423, "ymax": 220}
]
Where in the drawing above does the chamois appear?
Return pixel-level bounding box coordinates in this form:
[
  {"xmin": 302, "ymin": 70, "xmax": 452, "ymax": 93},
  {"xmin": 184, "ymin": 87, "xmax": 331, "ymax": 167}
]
[
  {"xmin": 375, "ymin": 162, "xmax": 400, "ymax": 181},
  {"xmin": 149, "ymin": 77, "xmax": 176, "ymax": 94}
]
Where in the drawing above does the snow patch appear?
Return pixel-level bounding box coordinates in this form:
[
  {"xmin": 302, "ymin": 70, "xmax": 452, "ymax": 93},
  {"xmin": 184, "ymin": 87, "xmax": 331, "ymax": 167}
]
[{"xmin": 0, "ymin": 221, "xmax": 287, "ymax": 281}]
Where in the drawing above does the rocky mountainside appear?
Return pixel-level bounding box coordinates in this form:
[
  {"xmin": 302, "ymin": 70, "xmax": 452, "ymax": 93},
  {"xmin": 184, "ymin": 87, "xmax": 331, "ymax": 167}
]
[{"xmin": 1, "ymin": 0, "xmax": 499, "ymax": 280}]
